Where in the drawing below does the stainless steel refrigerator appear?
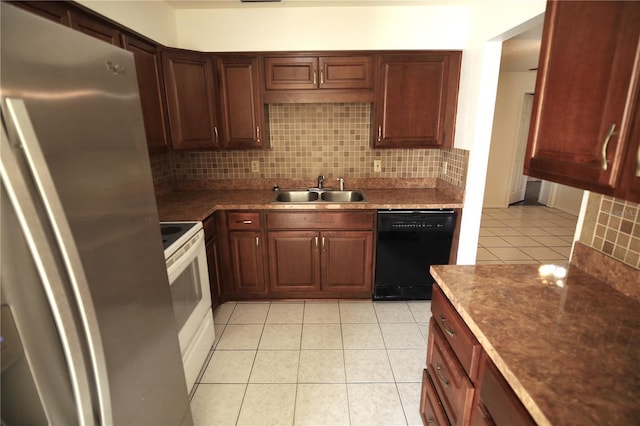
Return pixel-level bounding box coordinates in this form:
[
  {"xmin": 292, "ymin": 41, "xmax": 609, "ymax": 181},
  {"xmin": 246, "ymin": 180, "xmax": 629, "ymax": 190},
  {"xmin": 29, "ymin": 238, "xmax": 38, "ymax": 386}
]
[{"xmin": 1, "ymin": 4, "xmax": 193, "ymax": 425}]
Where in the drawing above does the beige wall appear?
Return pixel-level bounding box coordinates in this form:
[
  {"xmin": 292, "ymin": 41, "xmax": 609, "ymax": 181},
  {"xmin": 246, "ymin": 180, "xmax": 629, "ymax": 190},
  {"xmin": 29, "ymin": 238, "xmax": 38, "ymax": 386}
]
[
  {"xmin": 484, "ymin": 71, "xmax": 537, "ymax": 207},
  {"xmin": 76, "ymin": 0, "xmax": 178, "ymax": 46}
]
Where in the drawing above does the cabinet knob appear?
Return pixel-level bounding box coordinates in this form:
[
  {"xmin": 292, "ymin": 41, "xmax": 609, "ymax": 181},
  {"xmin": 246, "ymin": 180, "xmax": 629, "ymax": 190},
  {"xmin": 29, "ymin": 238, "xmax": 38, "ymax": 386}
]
[{"xmin": 601, "ymin": 123, "xmax": 616, "ymax": 170}]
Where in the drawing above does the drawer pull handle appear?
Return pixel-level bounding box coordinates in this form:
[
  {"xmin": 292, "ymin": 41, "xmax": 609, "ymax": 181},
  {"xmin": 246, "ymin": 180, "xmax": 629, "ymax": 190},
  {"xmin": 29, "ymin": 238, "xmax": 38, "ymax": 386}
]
[
  {"xmin": 435, "ymin": 364, "xmax": 449, "ymax": 387},
  {"xmin": 440, "ymin": 316, "xmax": 455, "ymax": 337},
  {"xmin": 636, "ymin": 143, "xmax": 640, "ymax": 177},
  {"xmin": 601, "ymin": 123, "xmax": 616, "ymax": 170},
  {"xmin": 315, "ymin": 236, "xmax": 319, "ymax": 249},
  {"xmin": 377, "ymin": 125, "xmax": 382, "ymax": 142},
  {"xmin": 427, "ymin": 416, "xmax": 435, "ymax": 425},
  {"xmin": 255, "ymin": 236, "xmax": 259, "ymax": 247},
  {"xmin": 237, "ymin": 220, "xmax": 252, "ymax": 224}
]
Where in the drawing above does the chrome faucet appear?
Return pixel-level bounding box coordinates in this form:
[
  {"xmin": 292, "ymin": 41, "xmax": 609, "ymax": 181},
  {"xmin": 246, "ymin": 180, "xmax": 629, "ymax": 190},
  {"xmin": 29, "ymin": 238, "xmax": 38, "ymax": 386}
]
[
  {"xmin": 336, "ymin": 177, "xmax": 344, "ymax": 191},
  {"xmin": 317, "ymin": 175, "xmax": 325, "ymax": 189}
]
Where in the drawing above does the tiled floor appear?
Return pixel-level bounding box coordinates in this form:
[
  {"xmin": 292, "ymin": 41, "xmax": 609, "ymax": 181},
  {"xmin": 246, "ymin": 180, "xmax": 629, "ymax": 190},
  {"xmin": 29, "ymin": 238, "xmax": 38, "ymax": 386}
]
[
  {"xmin": 190, "ymin": 300, "xmax": 431, "ymax": 426},
  {"xmin": 477, "ymin": 206, "xmax": 578, "ymax": 264}
]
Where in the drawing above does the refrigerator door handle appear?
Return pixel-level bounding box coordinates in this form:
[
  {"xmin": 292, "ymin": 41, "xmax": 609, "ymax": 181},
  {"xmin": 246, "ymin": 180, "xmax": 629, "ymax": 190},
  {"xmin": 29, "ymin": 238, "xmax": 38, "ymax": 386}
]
[{"xmin": 3, "ymin": 98, "xmax": 112, "ymax": 425}]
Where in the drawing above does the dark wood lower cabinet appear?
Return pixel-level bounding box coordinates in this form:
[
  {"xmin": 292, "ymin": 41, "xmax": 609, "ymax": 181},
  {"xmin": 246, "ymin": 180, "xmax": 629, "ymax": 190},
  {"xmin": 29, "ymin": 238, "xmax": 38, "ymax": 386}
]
[
  {"xmin": 229, "ymin": 231, "xmax": 267, "ymax": 294},
  {"xmin": 421, "ymin": 284, "xmax": 534, "ymax": 426},
  {"xmin": 203, "ymin": 213, "xmax": 222, "ymax": 310},
  {"xmin": 267, "ymin": 231, "xmax": 321, "ymax": 293}
]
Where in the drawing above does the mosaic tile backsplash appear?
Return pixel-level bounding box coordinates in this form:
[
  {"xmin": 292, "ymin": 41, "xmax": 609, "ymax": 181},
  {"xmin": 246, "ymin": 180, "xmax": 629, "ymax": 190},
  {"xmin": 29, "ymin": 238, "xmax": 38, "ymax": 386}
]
[
  {"xmin": 579, "ymin": 194, "xmax": 640, "ymax": 270},
  {"xmin": 151, "ymin": 103, "xmax": 468, "ymax": 189}
]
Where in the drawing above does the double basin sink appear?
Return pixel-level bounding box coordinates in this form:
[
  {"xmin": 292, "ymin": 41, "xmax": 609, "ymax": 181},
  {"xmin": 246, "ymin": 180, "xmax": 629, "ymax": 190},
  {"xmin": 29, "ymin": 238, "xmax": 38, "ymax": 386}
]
[{"xmin": 271, "ymin": 189, "xmax": 368, "ymax": 203}]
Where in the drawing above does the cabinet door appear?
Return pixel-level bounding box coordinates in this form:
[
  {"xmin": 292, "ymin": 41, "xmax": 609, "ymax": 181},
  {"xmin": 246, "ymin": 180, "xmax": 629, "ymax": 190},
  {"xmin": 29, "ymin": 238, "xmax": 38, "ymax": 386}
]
[
  {"xmin": 525, "ymin": 1, "xmax": 640, "ymax": 194},
  {"xmin": 161, "ymin": 49, "xmax": 220, "ymax": 150},
  {"xmin": 205, "ymin": 234, "xmax": 222, "ymax": 310},
  {"xmin": 216, "ymin": 55, "xmax": 266, "ymax": 149},
  {"xmin": 229, "ymin": 231, "xmax": 266, "ymax": 293},
  {"xmin": 11, "ymin": 1, "xmax": 70, "ymax": 25},
  {"xmin": 68, "ymin": 10, "xmax": 123, "ymax": 46},
  {"xmin": 267, "ymin": 231, "xmax": 321, "ymax": 293},
  {"xmin": 265, "ymin": 56, "xmax": 318, "ymax": 90},
  {"xmin": 319, "ymin": 56, "xmax": 373, "ymax": 90},
  {"xmin": 123, "ymin": 36, "xmax": 170, "ymax": 153},
  {"xmin": 321, "ymin": 231, "xmax": 373, "ymax": 293},
  {"xmin": 373, "ymin": 53, "xmax": 461, "ymax": 148}
]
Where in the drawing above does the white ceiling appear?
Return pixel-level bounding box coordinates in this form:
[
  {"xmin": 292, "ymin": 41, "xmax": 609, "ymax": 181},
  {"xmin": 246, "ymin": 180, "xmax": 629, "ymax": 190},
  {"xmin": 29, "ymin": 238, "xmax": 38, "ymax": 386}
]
[{"xmin": 166, "ymin": 0, "xmax": 468, "ymax": 9}]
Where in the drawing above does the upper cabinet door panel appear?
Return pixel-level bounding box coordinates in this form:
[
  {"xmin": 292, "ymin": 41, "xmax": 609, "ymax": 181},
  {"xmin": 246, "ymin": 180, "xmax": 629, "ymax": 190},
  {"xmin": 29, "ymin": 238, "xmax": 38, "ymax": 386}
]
[
  {"xmin": 12, "ymin": 1, "xmax": 70, "ymax": 25},
  {"xmin": 161, "ymin": 49, "xmax": 220, "ymax": 150},
  {"xmin": 265, "ymin": 57, "xmax": 317, "ymax": 90},
  {"xmin": 68, "ymin": 10, "xmax": 123, "ymax": 47},
  {"xmin": 373, "ymin": 53, "xmax": 461, "ymax": 149},
  {"xmin": 123, "ymin": 36, "xmax": 170, "ymax": 153},
  {"xmin": 217, "ymin": 55, "xmax": 266, "ymax": 149},
  {"xmin": 319, "ymin": 56, "xmax": 373, "ymax": 90},
  {"xmin": 525, "ymin": 1, "xmax": 640, "ymax": 194}
]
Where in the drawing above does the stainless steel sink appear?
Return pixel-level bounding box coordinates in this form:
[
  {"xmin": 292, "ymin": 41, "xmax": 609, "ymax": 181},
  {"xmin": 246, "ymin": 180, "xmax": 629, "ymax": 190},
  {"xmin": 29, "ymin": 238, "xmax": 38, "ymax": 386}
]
[
  {"xmin": 273, "ymin": 191, "xmax": 319, "ymax": 202},
  {"xmin": 320, "ymin": 191, "xmax": 365, "ymax": 202},
  {"xmin": 271, "ymin": 189, "xmax": 367, "ymax": 203}
]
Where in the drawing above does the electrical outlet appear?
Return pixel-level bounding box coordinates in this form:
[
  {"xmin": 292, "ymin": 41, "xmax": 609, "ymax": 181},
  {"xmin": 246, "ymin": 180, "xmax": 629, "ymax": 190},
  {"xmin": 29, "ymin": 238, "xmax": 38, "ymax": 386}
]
[
  {"xmin": 374, "ymin": 160, "xmax": 382, "ymax": 172},
  {"xmin": 251, "ymin": 160, "xmax": 260, "ymax": 173},
  {"xmin": 442, "ymin": 161, "xmax": 448, "ymax": 175}
]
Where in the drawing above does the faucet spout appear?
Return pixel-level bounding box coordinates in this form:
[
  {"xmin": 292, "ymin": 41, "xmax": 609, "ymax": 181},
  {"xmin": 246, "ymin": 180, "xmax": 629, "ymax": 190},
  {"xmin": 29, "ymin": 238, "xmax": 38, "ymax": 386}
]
[{"xmin": 317, "ymin": 175, "xmax": 325, "ymax": 189}]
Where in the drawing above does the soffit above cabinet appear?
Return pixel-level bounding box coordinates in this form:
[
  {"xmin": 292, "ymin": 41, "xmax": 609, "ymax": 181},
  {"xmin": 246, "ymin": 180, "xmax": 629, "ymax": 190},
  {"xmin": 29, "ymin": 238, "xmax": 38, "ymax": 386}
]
[{"xmin": 166, "ymin": 0, "xmax": 470, "ymax": 9}]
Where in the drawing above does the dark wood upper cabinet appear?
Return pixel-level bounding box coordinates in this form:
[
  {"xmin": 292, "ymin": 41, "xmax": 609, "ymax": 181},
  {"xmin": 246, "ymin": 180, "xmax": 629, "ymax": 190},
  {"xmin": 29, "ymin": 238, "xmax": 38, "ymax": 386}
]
[
  {"xmin": 617, "ymin": 101, "xmax": 640, "ymax": 203},
  {"xmin": 265, "ymin": 55, "xmax": 373, "ymax": 90},
  {"xmin": 216, "ymin": 55, "xmax": 267, "ymax": 149},
  {"xmin": 11, "ymin": 1, "xmax": 70, "ymax": 25},
  {"xmin": 161, "ymin": 48, "xmax": 221, "ymax": 150},
  {"xmin": 373, "ymin": 52, "xmax": 461, "ymax": 149},
  {"xmin": 525, "ymin": 0, "xmax": 640, "ymax": 198},
  {"xmin": 123, "ymin": 36, "xmax": 170, "ymax": 153},
  {"xmin": 68, "ymin": 10, "xmax": 123, "ymax": 47}
]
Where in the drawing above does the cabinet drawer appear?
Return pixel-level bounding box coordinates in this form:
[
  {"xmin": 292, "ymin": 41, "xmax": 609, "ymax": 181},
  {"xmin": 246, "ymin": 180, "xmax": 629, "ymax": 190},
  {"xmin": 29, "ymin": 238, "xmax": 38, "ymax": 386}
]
[
  {"xmin": 479, "ymin": 357, "xmax": 535, "ymax": 426},
  {"xmin": 421, "ymin": 369, "xmax": 451, "ymax": 426},
  {"xmin": 265, "ymin": 211, "xmax": 375, "ymax": 230},
  {"xmin": 432, "ymin": 285, "xmax": 481, "ymax": 379},
  {"xmin": 427, "ymin": 319, "xmax": 474, "ymax": 426},
  {"xmin": 228, "ymin": 211, "xmax": 262, "ymax": 230}
]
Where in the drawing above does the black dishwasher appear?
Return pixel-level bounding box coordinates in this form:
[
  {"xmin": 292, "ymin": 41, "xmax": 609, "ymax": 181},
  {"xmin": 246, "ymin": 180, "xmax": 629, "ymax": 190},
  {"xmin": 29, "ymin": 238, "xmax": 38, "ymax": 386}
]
[{"xmin": 374, "ymin": 209, "xmax": 456, "ymax": 301}]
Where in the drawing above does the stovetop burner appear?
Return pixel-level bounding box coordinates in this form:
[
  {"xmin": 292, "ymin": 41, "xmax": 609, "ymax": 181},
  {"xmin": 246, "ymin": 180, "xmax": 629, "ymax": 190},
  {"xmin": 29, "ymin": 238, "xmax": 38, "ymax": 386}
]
[{"xmin": 160, "ymin": 221, "xmax": 201, "ymax": 258}]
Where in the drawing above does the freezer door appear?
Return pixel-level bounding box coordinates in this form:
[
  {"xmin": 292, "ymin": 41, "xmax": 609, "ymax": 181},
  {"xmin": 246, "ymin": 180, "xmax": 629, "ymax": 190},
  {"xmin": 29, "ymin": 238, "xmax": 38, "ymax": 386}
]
[{"xmin": 1, "ymin": 4, "xmax": 192, "ymax": 425}]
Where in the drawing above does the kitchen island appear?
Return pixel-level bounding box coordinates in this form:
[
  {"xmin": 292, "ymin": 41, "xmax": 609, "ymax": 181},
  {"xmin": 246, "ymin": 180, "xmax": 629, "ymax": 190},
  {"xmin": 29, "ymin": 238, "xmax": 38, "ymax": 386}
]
[{"xmin": 429, "ymin": 242, "xmax": 640, "ymax": 425}]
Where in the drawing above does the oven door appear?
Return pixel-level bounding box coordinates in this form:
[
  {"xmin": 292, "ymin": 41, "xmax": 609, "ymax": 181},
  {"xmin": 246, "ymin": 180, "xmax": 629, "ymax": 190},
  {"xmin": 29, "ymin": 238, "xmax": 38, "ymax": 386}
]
[{"xmin": 166, "ymin": 230, "xmax": 211, "ymax": 354}]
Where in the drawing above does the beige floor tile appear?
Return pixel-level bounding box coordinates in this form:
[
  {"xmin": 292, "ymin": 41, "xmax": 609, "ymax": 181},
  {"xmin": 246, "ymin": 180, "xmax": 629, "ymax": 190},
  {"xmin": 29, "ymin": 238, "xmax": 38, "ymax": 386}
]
[
  {"xmin": 387, "ymin": 349, "xmax": 426, "ymax": 383},
  {"xmin": 476, "ymin": 259, "xmax": 506, "ymax": 264},
  {"xmin": 258, "ymin": 324, "xmax": 302, "ymax": 350},
  {"xmin": 546, "ymin": 225, "xmax": 576, "ymax": 236},
  {"xmin": 479, "ymin": 228, "xmax": 496, "ymax": 236},
  {"xmin": 380, "ymin": 323, "xmax": 426, "ymax": 349},
  {"xmin": 342, "ymin": 323, "xmax": 385, "ymax": 349},
  {"xmin": 294, "ymin": 384, "xmax": 350, "ymax": 426},
  {"xmin": 228, "ymin": 302, "xmax": 270, "ymax": 324},
  {"xmin": 397, "ymin": 382, "xmax": 424, "ymax": 426},
  {"xmin": 552, "ymin": 246, "xmax": 572, "ymax": 257},
  {"xmin": 477, "ymin": 247, "xmax": 499, "ymax": 261},
  {"xmin": 344, "ymin": 349, "xmax": 394, "ymax": 383},
  {"xmin": 216, "ymin": 324, "xmax": 264, "ymax": 350},
  {"xmin": 531, "ymin": 235, "xmax": 572, "ymax": 246},
  {"xmin": 500, "ymin": 236, "xmax": 543, "ymax": 247},
  {"xmin": 213, "ymin": 302, "xmax": 236, "ymax": 325},
  {"xmin": 249, "ymin": 350, "xmax": 299, "ymax": 383},
  {"xmin": 487, "ymin": 227, "xmax": 523, "ymax": 236},
  {"xmin": 200, "ymin": 350, "xmax": 256, "ymax": 383},
  {"xmin": 237, "ymin": 383, "xmax": 296, "ymax": 426},
  {"xmin": 266, "ymin": 302, "xmax": 304, "ymax": 324},
  {"xmin": 517, "ymin": 226, "xmax": 551, "ymax": 236},
  {"xmin": 301, "ymin": 323, "xmax": 343, "ymax": 349},
  {"xmin": 487, "ymin": 247, "xmax": 533, "ymax": 261},
  {"xmin": 417, "ymin": 322, "xmax": 429, "ymax": 341},
  {"xmin": 521, "ymin": 246, "xmax": 568, "ymax": 261},
  {"xmin": 298, "ymin": 349, "xmax": 345, "ymax": 383},
  {"xmin": 407, "ymin": 301, "xmax": 431, "ymax": 323},
  {"xmin": 347, "ymin": 383, "xmax": 407, "ymax": 426},
  {"xmin": 190, "ymin": 383, "xmax": 246, "ymax": 426},
  {"xmin": 304, "ymin": 302, "xmax": 340, "ymax": 323},
  {"xmin": 481, "ymin": 219, "xmax": 508, "ymax": 227},
  {"xmin": 478, "ymin": 236, "xmax": 511, "ymax": 247},
  {"xmin": 339, "ymin": 301, "xmax": 378, "ymax": 323},
  {"xmin": 374, "ymin": 301, "xmax": 415, "ymax": 322}
]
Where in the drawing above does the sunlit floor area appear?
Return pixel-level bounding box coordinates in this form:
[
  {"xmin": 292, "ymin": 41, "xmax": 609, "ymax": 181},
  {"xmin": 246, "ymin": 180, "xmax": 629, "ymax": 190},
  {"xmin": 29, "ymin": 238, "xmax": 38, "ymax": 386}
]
[
  {"xmin": 477, "ymin": 206, "xmax": 578, "ymax": 264},
  {"xmin": 190, "ymin": 300, "xmax": 431, "ymax": 426}
]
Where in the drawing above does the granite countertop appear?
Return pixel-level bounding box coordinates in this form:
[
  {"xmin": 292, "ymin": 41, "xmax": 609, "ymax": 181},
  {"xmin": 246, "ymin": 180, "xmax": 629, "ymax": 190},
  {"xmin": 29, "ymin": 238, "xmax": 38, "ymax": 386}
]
[
  {"xmin": 430, "ymin": 259, "xmax": 640, "ymax": 426},
  {"xmin": 155, "ymin": 187, "xmax": 463, "ymax": 221}
]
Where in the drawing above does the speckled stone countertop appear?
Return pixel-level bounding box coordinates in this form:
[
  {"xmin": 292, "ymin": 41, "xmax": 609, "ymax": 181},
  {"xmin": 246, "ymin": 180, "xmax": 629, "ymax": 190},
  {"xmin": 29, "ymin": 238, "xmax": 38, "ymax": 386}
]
[
  {"xmin": 430, "ymin": 260, "xmax": 640, "ymax": 426},
  {"xmin": 156, "ymin": 187, "xmax": 463, "ymax": 221}
]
